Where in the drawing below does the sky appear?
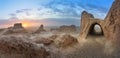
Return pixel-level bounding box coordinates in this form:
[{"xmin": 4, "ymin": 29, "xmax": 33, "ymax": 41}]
[{"xmin": 0, "ymin": 0, "xmax": 114, "ymax": 28}]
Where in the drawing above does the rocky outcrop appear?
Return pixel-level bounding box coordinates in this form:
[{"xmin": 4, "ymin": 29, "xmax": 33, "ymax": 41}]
[
  {"xmin": 54, "ymin": 34, "xmax": 78, "ymax": 48},
  {"xmin": 4, "ymin": 23, "xmax": 27, "ymax": 34},
  {"xmin": 33, "ymin": 35, "xmax": 58, "ymax": 46},
  {"xmin": 34, "ymin": 37, "xmax": 53, "ymax": 46},
  {"xmin": 49, "ymin": 35, "xmax": 58, "ymax": 40},
  {"xmin": 0, "ymin": 36, "xmax": 49, "ymax": 58},
  {"xmin": 104, "ymin": 0, "xmax": 120, "ymax": 41},
  {"xmin": 0, "ymin": 28, "xmax": 5, "ymax": 32},
  {"xmin": 51, "ymin": 25, "xmax": 77, "ymax": 33},
  {"xmin": 34, "ymin": 24, "xmax": 46, "ymax": 33}
]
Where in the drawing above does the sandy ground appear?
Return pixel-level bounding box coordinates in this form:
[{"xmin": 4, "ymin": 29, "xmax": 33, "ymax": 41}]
[{"xmin": 0, "ymin": 27, "xmax": 119, "ymax": 58}]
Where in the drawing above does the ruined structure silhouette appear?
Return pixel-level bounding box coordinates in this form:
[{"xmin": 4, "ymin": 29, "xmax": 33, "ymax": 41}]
[
  {"xmin": 80, "ymin": 11, "xmax": 105, "ymax": 39},
  {"xmin": 80, "ymin": 0, "xmax": 120, "ymax": 40}
]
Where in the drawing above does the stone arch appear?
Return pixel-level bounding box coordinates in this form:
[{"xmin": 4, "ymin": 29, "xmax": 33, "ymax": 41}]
[
  {"xmin": 79, "ymin": 11, "xmax": 105, "ymax": 39},
  {"xmin": 87, "ymin": 23, "xmax": 104, "ymax": 37},
  {"xmin": 79, "ymin": 0, "xmax": 120, "ymax": 41}
]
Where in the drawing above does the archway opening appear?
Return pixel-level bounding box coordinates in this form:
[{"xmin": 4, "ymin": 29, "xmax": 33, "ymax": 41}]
[{"xmin": 87, "ymin": 23, "xmax": 104, "ymax": 37}]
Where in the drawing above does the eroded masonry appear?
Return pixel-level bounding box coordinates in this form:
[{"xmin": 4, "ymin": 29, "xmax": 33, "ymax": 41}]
[{"xmin": 80, "ymin": 0, "xmax": 120, "ymax": 41}]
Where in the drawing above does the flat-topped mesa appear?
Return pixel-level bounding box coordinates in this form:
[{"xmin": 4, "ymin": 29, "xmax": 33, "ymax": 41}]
[
  {"xmin": 9, "ymin": 23, "xmax": 26, "ymax": 32},
  {"xmin": 13, "ymin": 23, "xmax": 23, "ymax": 29},
  {"xmin": 34, "ymin": 24, "xmax": 46, "ymax": 33},
  {"xmin": 3, "ymin": 23, "xmax": 27, "ymax": 34}
]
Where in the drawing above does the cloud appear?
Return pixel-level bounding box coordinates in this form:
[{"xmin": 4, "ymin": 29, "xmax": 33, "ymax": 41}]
[
  {"xmin": 16, "ymin": 10, "xmax": 23, "ymax": 13},
  {"xmin": 42, "ymin": 0, "xmax": 81, "ymax": 17},
  {"xmin": 8, "ymin": 0, "xmax": 113, "ymax": 20},
  {"xmin": 0, "ymin": 0, "xmax": 114, "ymax": 28},
  {"xmin": 86, "ymin": 3, "xmax": 108, "ymax": 13},
  {"xmin": 40, "ymin": 0, "xmax": 113, "ymax": 19},
  {"xmin": 9, "ymin": 13, "xmax": 16, "ymax": 17},
  {"xmin": 0, "ymin": 20, "xmax": 19, "ymax": 28}
]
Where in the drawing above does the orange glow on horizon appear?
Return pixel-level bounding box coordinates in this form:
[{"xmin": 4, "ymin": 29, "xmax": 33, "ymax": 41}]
[
  {"xmin": 21, "ymin": 20, "xmax": 44, "ymax": 27},
  {"xmin": 21, "ymin": 21, "xmax": 32, "ymax": 27},
  {"xmin": 22, "ymin": 23, "xmax": 29, "ymax": 27},
  {"xmin": 0, "ymin": 20, "xmax": 48, "ymax": 28}
]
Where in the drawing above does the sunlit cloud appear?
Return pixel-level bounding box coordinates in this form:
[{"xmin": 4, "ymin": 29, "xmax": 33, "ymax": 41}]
[
  {"xmin": 8, "ymin": 0, "xmax": 113, "ymax": 19},
  {"xmin": 0, "ymin": 0, "xmax": 114, "ymax": 28}
]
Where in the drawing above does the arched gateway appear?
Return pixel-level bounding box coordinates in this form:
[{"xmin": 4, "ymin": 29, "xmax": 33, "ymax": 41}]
[
  {"xmin": 79, "ymin": 0, "xmax": 120, "ymax": 41},
  {"xmin": 87, "ymin": 23, "xmax": 104, "ymax": 36},
  {"xmin": 79, "ymin": 11, "xmax": 106, "ymax": 39}
]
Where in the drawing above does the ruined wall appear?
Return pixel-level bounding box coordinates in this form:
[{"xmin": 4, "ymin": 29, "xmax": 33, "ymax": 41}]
[
  {"xmin": 80, "ymin": 11, "xmax": 105, "ymax": 39},
  {"xmin": 80, "ymin": 0, "xmax": 120, "ymax": 43}
]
